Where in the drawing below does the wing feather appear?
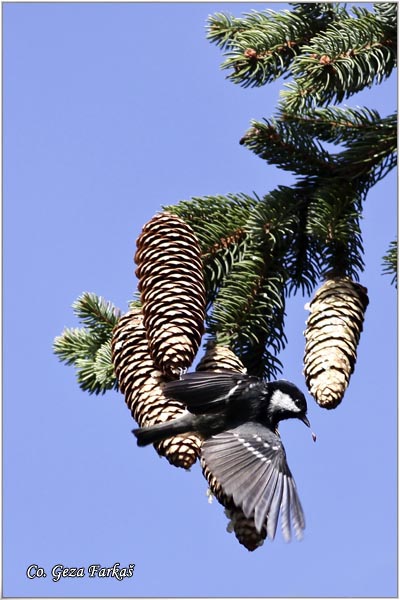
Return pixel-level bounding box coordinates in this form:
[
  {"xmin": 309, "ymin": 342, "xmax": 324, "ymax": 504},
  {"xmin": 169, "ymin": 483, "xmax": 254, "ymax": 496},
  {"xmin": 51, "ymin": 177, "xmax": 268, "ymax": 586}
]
[
  {"xmin": 213, "ymin": 453, "xmax": 259, "ymax": 485},
  {"xmin": 254, "ymin": 467, "xmax": 280, "ymax": 533},
  {"xmin": 232, "ymin": 459, "xmax": 270, "ymax": 507},
  {"xmin": 201, "ymin": 422, "xmax": 306, "ymax": 540},
  {"xmin": 280, "ymin": 475, "xmax": 291, "ymax": 542},
  {"xmin": 267, "ymin": 472, "xmax": 284, "ymax": 540},
  {"xmin": 163, "ymin": 371, "xmax": 260, "ymax": 414},
  {"xmin": 204, "ymin": 435, "xmax": 272, "ymax": 504},
  {"xmin": 288, "ymin": 478, "xmax": 306, "ymax": 539},
  {"xmin": 241, "ymin": 464, "xmax": 276, "ymax": 519}
]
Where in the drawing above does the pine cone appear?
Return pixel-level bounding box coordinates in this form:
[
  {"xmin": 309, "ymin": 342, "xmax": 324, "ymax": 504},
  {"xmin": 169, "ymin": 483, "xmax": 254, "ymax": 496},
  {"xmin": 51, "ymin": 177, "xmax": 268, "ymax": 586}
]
[
  {"xmin": 196, "ymin": 341, "xmax": 247, "ymax": 374},
  {"xmin": 111, "ymin": 309, "xmax": 202, "ymax": 469},
  {"xmin": 197, "ymin": 343, "xmax": 266, "ymax": 550},
  {"xmin": 135, "ymin": 212, "xmax": 206, "ymax": 377},
  {"xmin": 225, "ymin": 508, "xmax": 267, "ymax": 551},
  {"xmin": 303, "ymin": 276, "xmax": 369, "ymax": 409}
]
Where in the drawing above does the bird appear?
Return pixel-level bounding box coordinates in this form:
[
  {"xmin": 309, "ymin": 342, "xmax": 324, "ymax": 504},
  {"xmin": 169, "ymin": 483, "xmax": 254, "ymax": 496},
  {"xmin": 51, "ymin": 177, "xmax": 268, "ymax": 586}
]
[{"xmin": 133, "ymin": 370, "xmax": 311, "ymax": 541}]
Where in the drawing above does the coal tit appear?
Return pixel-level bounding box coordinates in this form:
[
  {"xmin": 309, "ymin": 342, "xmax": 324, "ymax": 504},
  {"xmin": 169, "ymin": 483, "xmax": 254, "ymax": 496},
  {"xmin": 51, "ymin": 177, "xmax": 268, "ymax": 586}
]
[{"xmin": 133, "ymin": 370, "xmax": 310, "ymax": 541}]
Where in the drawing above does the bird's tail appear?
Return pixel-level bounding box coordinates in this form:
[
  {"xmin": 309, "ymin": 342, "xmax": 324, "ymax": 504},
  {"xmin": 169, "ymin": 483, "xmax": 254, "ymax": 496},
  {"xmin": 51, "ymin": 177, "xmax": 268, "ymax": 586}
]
[{"xmin": 133, "ymin": 413, "xmax": 194, "ymax": 447}]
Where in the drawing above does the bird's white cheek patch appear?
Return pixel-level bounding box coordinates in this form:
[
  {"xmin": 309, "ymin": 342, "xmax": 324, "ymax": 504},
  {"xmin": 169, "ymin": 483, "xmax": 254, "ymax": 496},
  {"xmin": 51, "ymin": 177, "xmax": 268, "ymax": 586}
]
[{"xmin": 269, "ymin": 389, "xmax": 301, "ymax": 412}]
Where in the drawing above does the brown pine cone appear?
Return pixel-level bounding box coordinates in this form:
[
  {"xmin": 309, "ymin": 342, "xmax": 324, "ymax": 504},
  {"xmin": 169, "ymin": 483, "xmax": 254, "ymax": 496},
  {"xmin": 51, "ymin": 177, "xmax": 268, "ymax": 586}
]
[
  {"xmin": 224, "ymin": 508, "xmax": 267, "ymax": 551},
  {"xmin": 196, "ymin": 341, "xmax": 247, "ymax": 374},
  {"xmin": 111, "ymin": 309, "xmax": 202, "ymax": 469},
  {"xmin": 303, "ymin": 276, "xmax": 369, "ymax": 409},
  {"xmin": 135, "ymin": 212, "xmax": 206, "ymax": 377}
]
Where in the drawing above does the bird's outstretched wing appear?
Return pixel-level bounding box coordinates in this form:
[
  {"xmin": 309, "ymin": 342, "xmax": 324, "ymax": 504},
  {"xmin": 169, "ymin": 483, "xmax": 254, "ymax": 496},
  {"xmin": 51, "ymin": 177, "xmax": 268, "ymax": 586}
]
[
  {"xmin": 201, "ymin": 422, "xmax": 305, "ymax": 541},
  {"xmin": 163, "ymin": 371, "xmax": 261, "ymax": 414}
]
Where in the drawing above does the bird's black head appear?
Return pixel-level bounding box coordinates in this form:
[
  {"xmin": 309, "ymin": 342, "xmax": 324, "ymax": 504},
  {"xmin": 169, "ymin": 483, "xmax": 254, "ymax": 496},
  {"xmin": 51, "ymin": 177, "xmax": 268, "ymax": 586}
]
[{"xmin": 266, "ymin": 380, "xmax": 310, "ymax": 428}]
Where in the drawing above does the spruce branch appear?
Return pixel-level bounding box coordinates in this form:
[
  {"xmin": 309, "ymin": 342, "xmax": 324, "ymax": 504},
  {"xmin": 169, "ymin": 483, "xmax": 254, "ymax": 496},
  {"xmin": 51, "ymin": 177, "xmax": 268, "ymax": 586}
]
[
  {"xmin": 206, "ymin": 12, "xmax": 249, "ymax": 51},
  {"xmin": 93, "ymin": 340, "xmax": 117, "ymax": 388},
  {"xmin": 280, "ymin": 106, "xmax": 385, "ymax": 144},
  {"xmin": 206, "ymin": 192, "xmax": 306, "ymax": 377},
  {"xmin": 306, "ymin": 183, "xmax": 364, "ymax": 279},
  {"xmin": 72, "ymin": 292, "xmax": 121, "ymax": 339},
  {"xmin": 382, "ymin": 239, "xmax": 397, "ymax": 287},
  {"xmin": 53, "ymin": 327, "xmax": 101, "ymax": 366},
  {"xmin": 208, "ymin": 248, "xmax": 286, "ymax": 379},
  {"xmin": 240, "ymin": 117, "xmax": 335, "ymax": 177},
  {"xmin": 202, "ymin": 242, "xmax": 248, "ymax": 308},
  {"xmin": 163, "ymin": 194, "xmax": 257, "ymax": 253},
  {"xmin": 373, "ymin": 2, "xmax": 398, "ymax": 27},
  {"xmin": 281, "ymin": 7, "xmax": 396, "ymax": 111},
  {"xmin": 334, "ymin": 112, "xmax": 397, "ymax": 189},
  {"xmin": 207, "ymin": 4, "xmax": 346, "ymax": 88},
  {"xmin": 278, "ymin": 108, "xmax": 397, "ymax": 191},
  {"xmin": 53, "ymin": 292, "xmax": 121, "ymax": 394},
  {"xmin": 74, "ymin": 343, "xmax": 118, "ymax": 395},
  {"xmin": 248, "ymin": 184, "xmax": 323, "ymax": 295},
  {"xmin": 241, "ymin": 108, "xmax": 396, "ymax": 199}
]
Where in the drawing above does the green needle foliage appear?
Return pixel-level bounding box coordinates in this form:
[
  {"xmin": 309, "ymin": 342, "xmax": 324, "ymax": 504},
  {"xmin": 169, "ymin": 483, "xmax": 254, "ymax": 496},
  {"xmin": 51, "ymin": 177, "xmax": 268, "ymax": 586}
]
[
  {"xmin": 207, "ymin": 2, "xmax": 396, "ymax": 106},
  {"xmin": 382, "ymin": 239, "xmax": 398, "ymax": 287},
  {"xmin": 54, "ymin": 293, "xmax": 121, "ymax": 394},
  {"xmin": 55, "ymin": 2, "xmax": 397, "ymax": 394},
  {"xmin": 207, "ymin": 3, "xmax": 344, "ymax": 88}
]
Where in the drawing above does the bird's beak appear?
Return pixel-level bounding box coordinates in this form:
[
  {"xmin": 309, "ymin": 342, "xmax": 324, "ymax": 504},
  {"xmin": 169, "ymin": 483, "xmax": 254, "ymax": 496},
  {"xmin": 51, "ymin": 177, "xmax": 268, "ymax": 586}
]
[
  {"xmin": 300, "ymin": 414, "xmax": 317, "ymax": 442},
  {"xmin": 300, "ymin": 414, "xmax": 310, "ymax": 428}
]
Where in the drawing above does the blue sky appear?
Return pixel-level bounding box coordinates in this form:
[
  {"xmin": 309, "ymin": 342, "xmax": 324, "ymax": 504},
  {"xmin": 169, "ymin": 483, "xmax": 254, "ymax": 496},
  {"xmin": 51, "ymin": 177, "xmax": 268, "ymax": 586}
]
[{"xmin": 4, "ymin": 2, "xmax": 397, "ymax": 597}]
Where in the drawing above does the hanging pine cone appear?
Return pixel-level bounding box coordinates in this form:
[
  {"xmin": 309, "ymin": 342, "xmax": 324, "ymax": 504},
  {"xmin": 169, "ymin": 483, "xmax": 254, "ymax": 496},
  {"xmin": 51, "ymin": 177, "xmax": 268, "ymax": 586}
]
[
  {"xmin": 303, "ymin": 276, "xmax": 369, "ymax": 409},
  {"xmin": 196, "ymin": 341, "xmax": 247, "ymax": 374},
  {"xmin": 111, "ymin": 309, "xmax": 202, "ymax": 469},
  {"xmin": 225, "ymin": 508, "xmax": 267, "ymax": 551},
  {"xmin": 135, "ymin": 212, "xmax": 206, "ymax": 377},
  {"xmin": 197, "ymin": 343, "xmax": 266, "ymax": 550}
]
